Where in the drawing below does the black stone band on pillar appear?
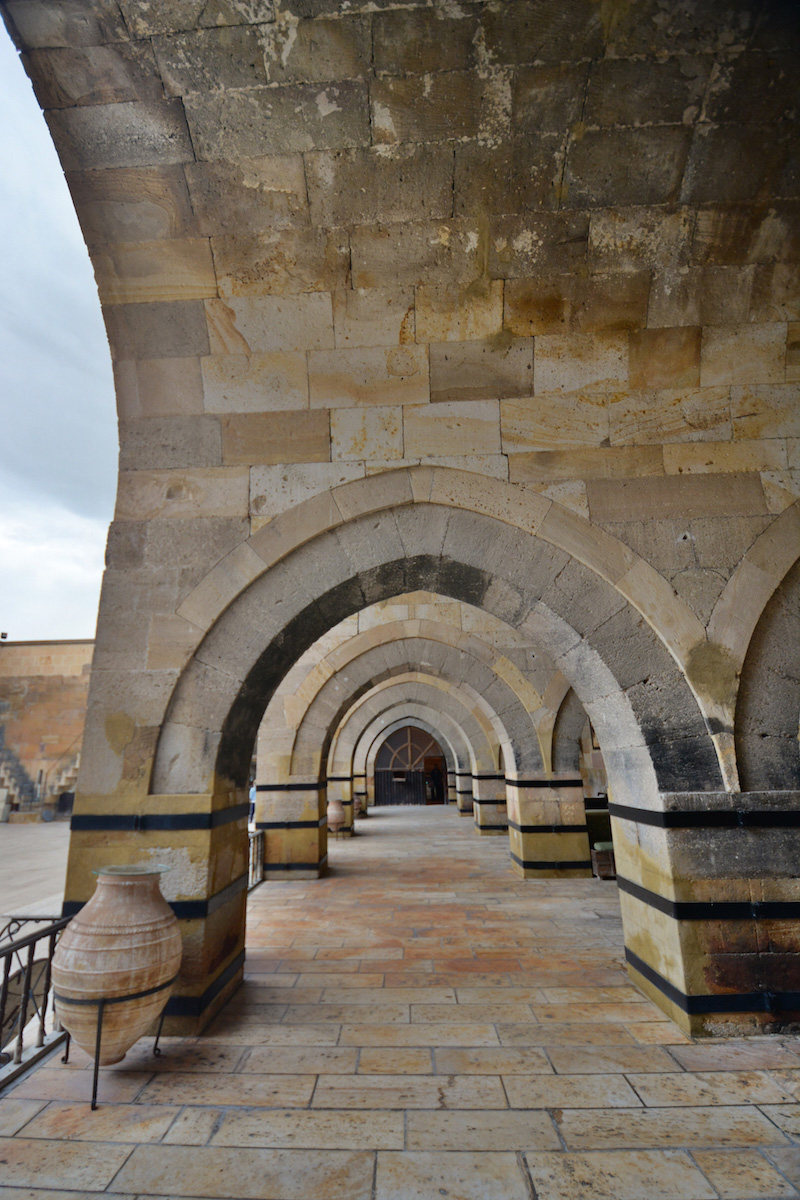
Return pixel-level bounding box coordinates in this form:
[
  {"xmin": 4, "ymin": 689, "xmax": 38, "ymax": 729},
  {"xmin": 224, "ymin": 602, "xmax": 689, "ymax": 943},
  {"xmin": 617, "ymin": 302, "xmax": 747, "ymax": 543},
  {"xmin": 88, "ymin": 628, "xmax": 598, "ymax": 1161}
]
[
  {"xmin": 617, "ymin": 876, "xmax": 800, "ymax": 921},
  {"xmin": 625, "ymin": 949, "xmax": 800, "ymax": 1015}
]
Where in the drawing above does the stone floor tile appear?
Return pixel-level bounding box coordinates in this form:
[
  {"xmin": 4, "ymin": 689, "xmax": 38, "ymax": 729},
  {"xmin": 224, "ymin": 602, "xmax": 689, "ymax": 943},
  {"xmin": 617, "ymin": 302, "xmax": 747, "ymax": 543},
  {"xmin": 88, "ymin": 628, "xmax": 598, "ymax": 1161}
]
[
  {"xmin": 765, "ymin": 1148, "xmax": 800, "ymax": 1187},
  {"xmin": 161, "ymin": 1106, "xmax": 222, "ymax": 1145},
  {"xmin": 136, "ymin": 1072, "xmax": 316, "ymax": 1107},
  {"xmin": 112, "ymin": 1144, "xmax": 374, "ymax": 1199},
  {"xmin": 21, "ymin": 1100, "xmax": 181, "ymax": 1142},
  {"xmin": 0, "ymin": 1192, "xmax": 132, "ymax": 1200},
  {"xmin": 324, "ymin": 986, "xmax": 457, "ymax": 1004},
  {"xmin": 540, "ymin": 986, "xmax": 647, "ymax": 1005},
  {"xmin": 670, "ymin": 1043, "xmax": 800, "ymax": 1072},
  {"xmin": 210, "ymin": 1108, "xmax": 404, "ymax": 1149},
  {"xmin": 526, "ymin": 1149, "xmax": 717, "ymax": 1199},
  {"xmin": 232, "ymin": 986, "xmax": 324, "ymax": 1004},
  {"xmin": 630, "ymin": 1070, "xmax": 793, "ymax": 1107},
  {"xmin": 282, "ymin": 1002, "xmax": 410, "ymax": 1023},
  {"xmin": 189, "ymin": 1024, "xmax": 339, "ymax": 1045},
  {"xmin": 375, "ymin": 1150, "xmax": 532, "ymax": 1199},
  {"xmin": 240, "ymin": 1046, "xmax": 358, "ymax": 1074},
  {"xmin": 770, "ymin": 1070, "xmax": 800, "ymax": 1100},
  {"xmin": 0, "ymin": 1136, "xmax": 133, "ymax": 1191},
  {"xmin": 312, "ymin": 1073, "xmax": 507, "ymax": 1109},
  {"xmin": 624, "ymin": 1021, "xmax": 693, "ymax": 1044},
  {"xmin": 692, "ymin": 1148, "xmax": 800, "ymax": 1198},
  {"xmin": 406, "ymin": 1108, "xmax": 561, "ymax": 1150},
  {"xmin": 0, "ymin": 1098, "xmax": 46, "ymax": 1136},
  {"xmin": 413, "ymin": 1001, "xmax": 537, "ymax": 1023},
  {"xmin": 760, "ymin": 1105, "xmax": 800, "ymax": 1140},
  {"xmin": 497, "ymin": 1023, "xmax": 636, "ymax": 1046},
  {"xmin": 505, "ymin": 1073, "xmax": 642, "ymax": 1109},
  {"xmin": 533, "ymin": 1002, "xmax": 663, "ymax": 1024},
  {"xmin": 357, "ymin": 1048, "xmax": 433, "ymax": 1074},
  {"xmin": 547, "ymin": 1046, "xmax": 677, "ymax": 1074},
  {"xmin": 434, "ymin": 1047, "xmax": 553, "ymax": 1075},
  {"xmin": 115, "ymin": 1042, "xmax": 247, "ymax": 1074},
  {"xmin": 10, "ymin": 1067, "xmax": 153, "ymax": 1104},
  {"xmin": 453, "ymin": 986, "xmax": 548, "ymax": 1003},
  {"xmin": 284, "ymin": 972, "xmax": 386, "ymax": 987},
  {"xmin": 339, "ymin": 1022, "xmax": 500, "ymax": 1046},
  {"xmin": 556, "ymin": 1105, "xmax": 791, "ymax": 1149},
  {"xmin": 317, "ymin": 946, "xmax": 404, "ymax": 960}
]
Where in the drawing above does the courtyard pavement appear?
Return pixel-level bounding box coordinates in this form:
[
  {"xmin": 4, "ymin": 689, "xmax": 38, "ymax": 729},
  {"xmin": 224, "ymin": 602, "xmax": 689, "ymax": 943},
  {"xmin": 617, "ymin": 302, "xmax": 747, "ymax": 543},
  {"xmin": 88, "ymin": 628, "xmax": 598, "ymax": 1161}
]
[{"xmin": 0, "ymin": 805, "xmax": 799, "ymax": 1198}]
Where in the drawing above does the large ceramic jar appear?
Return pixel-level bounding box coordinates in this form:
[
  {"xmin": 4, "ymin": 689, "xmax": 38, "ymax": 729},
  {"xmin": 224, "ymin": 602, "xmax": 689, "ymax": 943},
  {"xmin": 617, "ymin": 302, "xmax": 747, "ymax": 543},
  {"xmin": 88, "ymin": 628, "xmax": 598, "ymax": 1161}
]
[
  {"xmin": 52, "ymin": 865, "xmax": 182, "ymax": 1064},
  {"xmin": 327, "ymin": 796, "xmax": 346, "ymax": 833}
]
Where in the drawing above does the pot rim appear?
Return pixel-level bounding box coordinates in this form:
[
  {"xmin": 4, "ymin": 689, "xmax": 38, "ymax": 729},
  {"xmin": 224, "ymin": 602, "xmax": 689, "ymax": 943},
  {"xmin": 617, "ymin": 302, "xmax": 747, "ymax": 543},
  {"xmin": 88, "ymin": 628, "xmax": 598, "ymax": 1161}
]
[{"xmin": 93, "ymin": 864, "xmax": 170, "ymax": 876}]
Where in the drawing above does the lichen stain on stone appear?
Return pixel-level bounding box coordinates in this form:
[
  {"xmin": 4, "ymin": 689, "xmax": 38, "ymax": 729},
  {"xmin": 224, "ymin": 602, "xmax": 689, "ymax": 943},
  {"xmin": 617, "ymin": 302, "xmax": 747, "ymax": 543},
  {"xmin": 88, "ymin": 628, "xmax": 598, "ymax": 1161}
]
[
  {"xmin": 684, "ymin": 641, "xmax": 739, "ymax": 717},
  {"xmin": 105, "ymin": 712, "xmax": 135, "ymax": 756}
]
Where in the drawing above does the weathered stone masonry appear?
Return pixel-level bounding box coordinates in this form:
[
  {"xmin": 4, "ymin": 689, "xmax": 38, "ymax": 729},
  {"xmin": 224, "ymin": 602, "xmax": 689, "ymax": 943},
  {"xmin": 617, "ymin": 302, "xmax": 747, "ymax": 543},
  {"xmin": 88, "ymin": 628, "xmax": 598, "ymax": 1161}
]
[{"xmin": 2, "ymin": 0, "xmax": 798, "ymax": 1035}]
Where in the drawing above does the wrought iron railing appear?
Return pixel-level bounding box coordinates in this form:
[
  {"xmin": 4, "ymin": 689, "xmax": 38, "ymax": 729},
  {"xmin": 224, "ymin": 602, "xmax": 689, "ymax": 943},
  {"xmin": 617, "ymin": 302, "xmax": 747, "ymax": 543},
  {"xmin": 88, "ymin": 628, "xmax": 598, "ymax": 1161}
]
[
  {"xmin": 248, "ymin": 831, "xmax": 264, "ymax": 890},
  {"xmin": 0, "ymin": 915, "xmax": 70, "ymax": 1075}
]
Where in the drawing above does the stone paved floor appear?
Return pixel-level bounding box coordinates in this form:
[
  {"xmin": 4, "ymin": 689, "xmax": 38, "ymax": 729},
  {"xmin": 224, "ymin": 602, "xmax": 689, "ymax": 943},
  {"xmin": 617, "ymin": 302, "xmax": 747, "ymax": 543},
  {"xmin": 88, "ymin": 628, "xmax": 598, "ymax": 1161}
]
[{"xmin": 1, "ymin": 805, "xmax": 799, "ymax": 1198}]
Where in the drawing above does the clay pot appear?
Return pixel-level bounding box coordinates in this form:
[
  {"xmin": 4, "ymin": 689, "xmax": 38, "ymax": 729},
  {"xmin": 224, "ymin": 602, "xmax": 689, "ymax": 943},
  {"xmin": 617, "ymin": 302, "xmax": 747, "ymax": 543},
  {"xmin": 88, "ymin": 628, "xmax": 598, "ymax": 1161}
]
[
  {"xmin": 52, "ymin": 865, "xmax": 182, "ymax": 1064},
  {"xmin": 327, "ymin": 797, "xmax": 346, "ymax": 833}
]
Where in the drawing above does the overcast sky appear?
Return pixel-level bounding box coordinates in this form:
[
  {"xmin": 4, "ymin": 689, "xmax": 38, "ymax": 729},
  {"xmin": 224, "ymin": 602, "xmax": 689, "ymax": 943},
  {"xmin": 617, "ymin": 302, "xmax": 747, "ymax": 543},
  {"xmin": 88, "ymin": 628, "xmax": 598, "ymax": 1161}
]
[{"xmin": 1, "ymin": 26, "xmax": 118, "ymax": 641}]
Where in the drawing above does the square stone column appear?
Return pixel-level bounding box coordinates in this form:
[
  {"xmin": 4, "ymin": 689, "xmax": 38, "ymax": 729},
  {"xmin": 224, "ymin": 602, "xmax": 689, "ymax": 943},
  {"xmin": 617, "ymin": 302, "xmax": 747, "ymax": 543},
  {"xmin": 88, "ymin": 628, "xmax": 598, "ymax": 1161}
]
[
  {"xmin": 506, "ymin": 779, "xmax": 592, "ymax": 878},
  {"xmin": 254, "ymin": 782, "xmax": 328, "ymax": 878},
  {"xmin": 472, "ymin": 773, "xmax": 508, "ymax": 835}
]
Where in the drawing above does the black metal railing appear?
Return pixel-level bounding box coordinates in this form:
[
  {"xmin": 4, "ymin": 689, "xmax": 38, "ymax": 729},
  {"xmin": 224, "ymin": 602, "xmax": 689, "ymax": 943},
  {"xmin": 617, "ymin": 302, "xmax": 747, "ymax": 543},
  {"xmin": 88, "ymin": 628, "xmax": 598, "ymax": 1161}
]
[
  {"xmin": 248, "ymin": 831, "xmax": 264, "ymax": 890},
  {"xmin": 0, "ymin": 915, "xmax": 70, "ymax": 1071}
]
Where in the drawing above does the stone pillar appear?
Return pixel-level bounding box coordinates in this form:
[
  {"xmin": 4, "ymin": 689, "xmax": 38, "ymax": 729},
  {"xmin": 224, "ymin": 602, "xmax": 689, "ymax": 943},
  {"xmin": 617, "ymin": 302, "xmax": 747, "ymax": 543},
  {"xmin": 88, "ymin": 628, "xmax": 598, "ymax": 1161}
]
[
  {"xmin": 65, "ymin": 788, "xmax": 249, "ymax": 1033},
  {"xmin": 354, "ymin": 772, "xmax": 369, "ymax": 812},
  {"xmin": 254, "ymin": 781, "xmax": 327, "ymax": 878},
  {"xmin": 472, "ymin": 773, "xmax": 508, "ymax": 835},
  {"xmin": 506, "ymin": 778, "xmax": 592, "ymax": 878},
  {"xmin": 455, "ymin": 771, "xmax": 473, "ymax": 815},
  {"xmin": 612, "ymin": 790, "xmax": 800, "ymax": 1036},
  {"xmin": 446, "ymin": 771, "xmax": 457, "ymax": 806}
]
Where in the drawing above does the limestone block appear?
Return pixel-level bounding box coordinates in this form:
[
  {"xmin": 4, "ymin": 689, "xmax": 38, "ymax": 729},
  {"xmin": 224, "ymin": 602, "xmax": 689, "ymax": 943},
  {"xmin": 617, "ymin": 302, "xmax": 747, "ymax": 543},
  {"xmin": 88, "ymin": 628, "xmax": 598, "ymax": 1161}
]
[
  {"xmin": 93, "ymin": 238, "xmax": 217, "ymax": 305},
  {"xmin": 668, "ymin": 569, "xmax": 727, "ymax": 624},
  {"xmin": 261, "ymin": 14, "xmax": 371, "ymax": 83},
  {"xmin": 184, "ymin": 81, "xmax": 369, "ymax": 160},
  {"xmin": 4, "ymin": 0, "xmax": 129, "ymax": 48},
  {"xmin": 184, "ymin": 156, "xmax": 309, "ymax": 236},
  {"xmin": 586, "ymin": 519, "xmax": 696, "ymax": 574},
  {"xmin": 416, "ymin": 281, "xmax": 503, "ymax": 344},
  {"xmin": 220, "ymin": 411, "xmax": 331, "ymax": 466},
  {"xmin": 415, "ymin": 455, "xmax": 509, "ymax": 481},
  {"xmin": 608, "ymin": 386, "xmax": 731, "ymax": 445},
  {"xmin": 690, "ymin": 515, "xmax": 772, "ymax": 570},
  {"xmin": 147, "ymin": 614, "xmax": 202, "ymax": 671},
  {"xmin": 750, "ymin": 264, "xmax": 800, "ymax": 323},
  {"xmin": 212, "ymin": 228, "xmax": 349, "ymax": 296},
  {"xmin": 681, "ymin": 123, "xmax": 794, "ymax": 205},
  {"xmin": 648, "ymin": 266, "xmax": 754, "ymax": 327},
  {"xmin": 504, "ymin": 273, "xmax": 649, "ymax": 336},
  {"xmin": 351, "ymin": 220, "xmax": 480, "ymax": 290},
  {"xmin": 306, "ymin": 146, "xmax": 453, "ymax": 228},
  {"xmin": 201, "ymin": 352, "xmax": 308, "ymax": 412},
  {"xmin": 333, "ymin": 288, "xmax": 415, "ymax": 350},
  {"xmin": 490, "ymin": 212, "xmax": 589, "ymax": 277},
  {"xmin": 607, "ymin": 3, "xmax": 754, "ymax": 57},
  {"xmin": 25, "ymin": 41, "xmax": 162, "ymax": 108},
  {"xmin": 454, "ymin": 136, "xmax": 563, "ymax": 215},
  {"xmin": 564, "ymin": 127, "xmax": 691, "ymax": 208},
  {"xmin": 537, "ymin": 503, "xmax": 637, "ymax": 586},
  {"xmin": 430, "ymin": 338, "xmax": 532, "ymax": 404},
  {"xmin": 46, "ymin": 100, "xmax": 194, "ymax": 171},
  {"xmin": 663, "ymin": 440, "xmax": 787, "ymax": 477},
  {"xmin": 404, "ymin": 403, "xmax": 501, "ymax": 460},
  {"xmin": 479, "ymin": 0, "xmax": 604, "ymax": 63},
  {"xmin": 514, "ymin": 62, "xmax": 588, "ymax": 135},
  {"xmin": 248, "ymin": 484, "xmax": 342, "ymax": 557},
  {"xmin": 731, "ymin": 384, "xmax": 800, "ymax": 440},
  {"xmin": 509, "ymin": 445, "xmax": 662, "ymax": 485},
  {"xmin": 373, "ymin": 8, "xmax": 478, "ymax": 74},
  {"xmin": 331, "ymin": 408, "xmax": 403, "ymax": 462},
  {"xmin": 787, "ymin": 324, "xmax": 800, "ymax": 382},
  {"xmin": 371, "ymin": 70, "xmax": 505, "ymax": 146},
  {"xmin": 67, "ymin": 165, "xmax": 196, "ymax": 245},
  {"xmin": 501, "ymin": 391, "xmax": 607, "ymax": 452},
  {"xmin": 205, "ymin": 293, "xmax": 333, "ymax": 355},
  {"xmin": 760, "ymin": 469, "xmax": 800, "ymax": 513},
  {"xmin": 588, "ymin": 206, "xmax": 693, "ymax": 274},
  {"xmin": 534, "ymin": 333, "xmax": 628, "ymax": 394},
  {"xmin": 105, "ymin": 300, "xmax": 210, "ymax": 360},
  {"xmin": 114, "ymin": 356, "xmax": 205, "ymax": 419},
  {"xmin": 525, "ymin": 479, "xmax": 589, "ymax": 519},
  {"xmin": 692, "ymin": 202, "xmax": 800, "ymax": 266},
  {"xmin": 308, "ymin": 345, "xmax": 428, "ymax": 408},
  {"xmin": 628, "ymin": 327, "xmax": 701, "ymax": 390},
  {"xmin": 153, "ymin": 26, "xmax": 268, "ymax": 94},
  {"xmin": 175, "ymin": 540, "xmax": 271, "ymax": 636},
  {"xmin": 703, "ymin": 324, "xmax": 787, "ymax": 388},
  {"xmin": 143, "ymin": 517, "xmax": 249, "ymax": 575},
  {"xmin": 115, "ymin": 467, "xmax": 250, "ymax": 521},
  {"xmin": 118, "ymin": 415, "xmax": 222, "ymax": 470},
  {"xmin": 584, "ymin": 56, "xmax": 710, "ymax": 128},
  {"xmin": 250, "ymin": 462, "xmax": 364, "ymax": 523},
  {"xmin": 587, "ymin": 473, "xmax": 767, "ymax": 523}
]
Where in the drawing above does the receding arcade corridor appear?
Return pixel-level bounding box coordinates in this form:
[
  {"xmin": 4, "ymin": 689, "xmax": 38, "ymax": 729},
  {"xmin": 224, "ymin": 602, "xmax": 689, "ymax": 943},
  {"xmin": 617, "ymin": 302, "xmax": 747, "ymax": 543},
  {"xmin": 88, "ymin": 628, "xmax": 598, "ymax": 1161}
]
[{"xmin": 2, "ymin": 806, "xmax": 799, "ymax": 1198}]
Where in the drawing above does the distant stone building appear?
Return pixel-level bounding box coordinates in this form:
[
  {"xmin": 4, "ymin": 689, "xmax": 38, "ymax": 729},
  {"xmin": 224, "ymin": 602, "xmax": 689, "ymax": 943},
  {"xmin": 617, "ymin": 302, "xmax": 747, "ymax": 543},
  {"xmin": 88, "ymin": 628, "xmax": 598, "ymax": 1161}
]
[{"xmin": 0, "ymin": 641, "xmax": 93, "ymax": 819}]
